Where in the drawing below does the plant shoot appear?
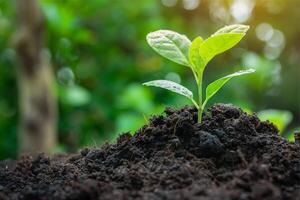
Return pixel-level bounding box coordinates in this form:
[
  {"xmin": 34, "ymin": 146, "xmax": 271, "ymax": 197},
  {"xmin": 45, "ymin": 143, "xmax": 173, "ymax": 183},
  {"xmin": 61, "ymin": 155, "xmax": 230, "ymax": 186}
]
[{"xmin": 143, "ymin": 24, "xmax": 255, "ymax": 122}]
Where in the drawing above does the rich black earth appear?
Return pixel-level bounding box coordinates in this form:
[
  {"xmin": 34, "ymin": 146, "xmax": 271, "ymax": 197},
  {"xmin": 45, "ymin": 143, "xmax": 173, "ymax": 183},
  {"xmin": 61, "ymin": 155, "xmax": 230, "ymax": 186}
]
[{"xmin": 0, "ymin": 104, "xmax": 300, "ymax": 200}]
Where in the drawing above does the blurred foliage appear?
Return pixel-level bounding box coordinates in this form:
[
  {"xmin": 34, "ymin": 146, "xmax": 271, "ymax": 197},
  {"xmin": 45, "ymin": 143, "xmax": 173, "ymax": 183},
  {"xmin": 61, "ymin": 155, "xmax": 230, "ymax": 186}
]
[
  {"xmin": 257, "ymin": 109, "xmax": 292, "ymax": 133},
  {"xmin": 0, "ymin": 0, "xmax": 299, "ymax": 159},
  {"xmin": 286, "ymin": 127, "xmax": 300, "ymax": 142}
]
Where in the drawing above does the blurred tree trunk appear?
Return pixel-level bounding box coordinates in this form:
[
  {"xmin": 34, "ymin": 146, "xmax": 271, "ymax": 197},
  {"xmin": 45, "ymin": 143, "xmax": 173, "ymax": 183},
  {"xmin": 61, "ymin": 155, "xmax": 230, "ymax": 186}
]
[{"xmin": 14, "ymin": 0, "xmax": 57, "ymax": 155}]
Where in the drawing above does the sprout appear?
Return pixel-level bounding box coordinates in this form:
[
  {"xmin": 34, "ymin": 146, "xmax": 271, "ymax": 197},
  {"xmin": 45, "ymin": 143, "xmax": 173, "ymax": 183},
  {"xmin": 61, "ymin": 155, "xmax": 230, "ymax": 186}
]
[{"xmin": 143, "ymin": 24, "xmax": 255, "ymax": 122}]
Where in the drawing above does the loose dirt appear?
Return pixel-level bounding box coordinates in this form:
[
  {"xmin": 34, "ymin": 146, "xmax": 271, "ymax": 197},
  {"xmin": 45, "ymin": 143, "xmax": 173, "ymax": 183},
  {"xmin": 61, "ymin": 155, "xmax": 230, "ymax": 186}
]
[{"xmin": 0, "ymin": 104, "xmax": 299, "ymax": 200}]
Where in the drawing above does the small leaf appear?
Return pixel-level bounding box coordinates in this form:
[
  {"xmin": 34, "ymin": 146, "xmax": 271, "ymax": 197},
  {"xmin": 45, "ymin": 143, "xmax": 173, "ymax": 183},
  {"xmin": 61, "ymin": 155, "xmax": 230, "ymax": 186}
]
[
  {"xmin": 189, "ymin": 36, "xmax": 204, "ymax": 72},
  {"xmin": 199, "ymin": 24, "xmax": 249, "ymax": 66},
  {"xmin": 143, "ymin": 80, "xmax": 193, "ymax": 99},
  {"xmin": 202, "ymin": 69, "xmax": 255, "ymax": 109},
  {"xmin": 212, "ymin": 24, "xmax": 250, "ymax": 36},
  {"xmin": 147, "ymin": 30, "xmax": 191, "ymax": 66}
]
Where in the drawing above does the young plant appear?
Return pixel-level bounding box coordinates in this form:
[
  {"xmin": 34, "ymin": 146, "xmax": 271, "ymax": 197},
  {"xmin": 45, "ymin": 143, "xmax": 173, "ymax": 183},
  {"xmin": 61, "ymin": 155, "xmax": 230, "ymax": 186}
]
[{"xmin": 143, "ymin": 24, "xmax": 255, "ymax": 122}]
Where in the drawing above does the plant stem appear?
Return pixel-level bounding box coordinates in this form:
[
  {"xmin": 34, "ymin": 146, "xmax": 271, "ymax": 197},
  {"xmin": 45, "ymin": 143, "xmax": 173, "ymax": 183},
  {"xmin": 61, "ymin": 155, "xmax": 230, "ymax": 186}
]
[
  {"xmin": 197, "ymin": 83, "xmax": 202, "ymax": 122},
  {"xmin": 197, "ymin": 72, "xmax": 203, "ymax": 123},
  {"xmin": 191, "ymin": 68, "xmax": 199, "ymax": 86},
  {"xmin": 190, "ymin": 98, "xmax": 199, "ymax": 109}
]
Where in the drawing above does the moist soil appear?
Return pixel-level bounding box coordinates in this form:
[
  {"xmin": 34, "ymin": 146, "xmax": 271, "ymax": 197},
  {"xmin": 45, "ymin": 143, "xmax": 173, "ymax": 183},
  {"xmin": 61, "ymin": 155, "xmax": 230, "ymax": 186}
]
[{"xmin": 0, "ymin": 104, "xmax": 300, "ymax": 200}]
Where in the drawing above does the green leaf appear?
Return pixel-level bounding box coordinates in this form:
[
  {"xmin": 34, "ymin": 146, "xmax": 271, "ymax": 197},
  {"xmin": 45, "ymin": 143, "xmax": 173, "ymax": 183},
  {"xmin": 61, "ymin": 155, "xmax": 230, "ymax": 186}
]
[
  {"xmin": 202, "ymin": 69, "xmax": 255, "ymax": 109},
  {"xmin": 199, "ymin": 24, "xmax": 249, "ymax": 66},
  {"xmin": 211, "ymin": 24, "xmax": 250, "ymax": 36},
  {"xmin": 189, "ymin": 36, "xmax": 204, "ymax": 72},
  {"xmin": 143, "ymin": 80, "xmax": 193, "ymax": 99},
  {"xmin": 147, "ymin": 30, "xmax": 191, "ymax": 66}
]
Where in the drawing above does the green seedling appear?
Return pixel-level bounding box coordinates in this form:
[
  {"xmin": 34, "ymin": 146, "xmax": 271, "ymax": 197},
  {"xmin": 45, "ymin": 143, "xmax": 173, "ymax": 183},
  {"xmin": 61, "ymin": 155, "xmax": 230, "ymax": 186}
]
[{"xmin": 143, "ymin": 24, "xmax": 255, "ymax": 122}]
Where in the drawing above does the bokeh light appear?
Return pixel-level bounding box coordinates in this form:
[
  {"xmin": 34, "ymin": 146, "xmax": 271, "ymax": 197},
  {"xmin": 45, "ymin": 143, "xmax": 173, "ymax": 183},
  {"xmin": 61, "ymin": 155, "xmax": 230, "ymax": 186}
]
[
  {"xmin": 230, "ymin": 0, "xmax": 254, "ymax": 23},
  {"xmin": 183, "ymin": 0, "xmax": 200, "ymax": 10},
  {"xmin": 161, "ymin": 0, "xmax": 177, "ymax": 7}
]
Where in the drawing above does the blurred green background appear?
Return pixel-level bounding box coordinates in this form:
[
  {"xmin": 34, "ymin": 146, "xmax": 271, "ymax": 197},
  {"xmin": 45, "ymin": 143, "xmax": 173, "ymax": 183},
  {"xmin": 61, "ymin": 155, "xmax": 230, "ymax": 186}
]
[{"xmin": 0, "ymin": 0, "xmax": 299, "ymax": 159}]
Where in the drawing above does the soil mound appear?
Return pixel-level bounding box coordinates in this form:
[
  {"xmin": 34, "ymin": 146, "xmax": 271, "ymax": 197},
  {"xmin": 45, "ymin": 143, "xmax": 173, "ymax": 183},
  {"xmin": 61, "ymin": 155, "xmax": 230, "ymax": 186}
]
[{"xmin": 0, "ymin": 104, "xmax": 299, "ymax": 200}]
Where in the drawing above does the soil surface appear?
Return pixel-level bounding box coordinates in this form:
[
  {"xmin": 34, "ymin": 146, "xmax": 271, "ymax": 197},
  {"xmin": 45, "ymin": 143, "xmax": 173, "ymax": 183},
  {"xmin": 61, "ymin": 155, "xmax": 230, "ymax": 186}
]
[{"xmin": 0, "ymin": 104, "xmax": 300, "ymax": 200}]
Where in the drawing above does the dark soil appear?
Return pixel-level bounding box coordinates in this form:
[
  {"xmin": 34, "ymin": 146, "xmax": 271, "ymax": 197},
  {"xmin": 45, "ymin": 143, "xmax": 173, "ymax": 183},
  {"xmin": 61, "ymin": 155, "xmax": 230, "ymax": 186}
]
[{"xmin": 0, "ymin": 104, "xmax": 300, "ymax": 200}]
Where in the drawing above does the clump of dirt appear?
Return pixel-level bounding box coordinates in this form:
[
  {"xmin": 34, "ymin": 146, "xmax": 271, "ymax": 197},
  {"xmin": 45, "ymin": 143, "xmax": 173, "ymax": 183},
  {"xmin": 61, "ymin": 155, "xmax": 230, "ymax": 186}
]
[{"xmin": 0, "ymin": 104, "xmax": 299, "ymax": 200}]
